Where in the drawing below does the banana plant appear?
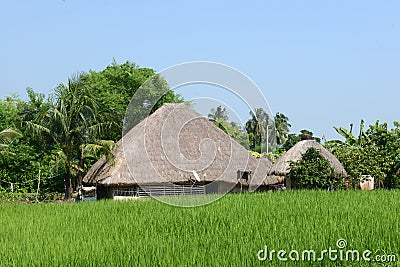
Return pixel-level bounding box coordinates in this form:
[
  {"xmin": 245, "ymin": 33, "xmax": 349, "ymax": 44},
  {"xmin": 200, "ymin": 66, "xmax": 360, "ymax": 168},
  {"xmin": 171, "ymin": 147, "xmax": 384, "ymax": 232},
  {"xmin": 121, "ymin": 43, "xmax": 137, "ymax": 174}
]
[
  {"xmin": 333, "ymin": 120, "xmax": 369, "ymax": 146},
  {"xmin": 0, "ymin": 128, "xmax": 22, "ymax": 155}
]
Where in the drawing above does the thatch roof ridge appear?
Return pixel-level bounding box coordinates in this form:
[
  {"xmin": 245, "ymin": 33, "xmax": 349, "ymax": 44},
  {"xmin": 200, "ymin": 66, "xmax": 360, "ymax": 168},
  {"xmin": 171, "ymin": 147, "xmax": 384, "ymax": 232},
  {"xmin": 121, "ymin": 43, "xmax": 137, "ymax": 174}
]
[
  {"xmin": 84, "ymin": 103, "xmax": 277, "ymax": 187},
  {"xmin": 269, "ymin": 140, "xmax": 347, "ymax": 177}
]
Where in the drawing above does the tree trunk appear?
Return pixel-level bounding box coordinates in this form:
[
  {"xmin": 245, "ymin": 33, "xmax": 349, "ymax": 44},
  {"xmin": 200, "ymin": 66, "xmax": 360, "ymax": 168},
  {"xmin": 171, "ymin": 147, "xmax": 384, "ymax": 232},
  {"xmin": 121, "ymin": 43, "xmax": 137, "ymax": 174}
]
[
  {"xmin": 35, "ymin": 164, "xmax": 41, "ymax": 203},
  {"xmin": 77, "ymin": 148, "xmax": 84, "ymax": 190},
  {"xmin": 65, "ymin": 166, "xmax": 72, "ymax": 200}
]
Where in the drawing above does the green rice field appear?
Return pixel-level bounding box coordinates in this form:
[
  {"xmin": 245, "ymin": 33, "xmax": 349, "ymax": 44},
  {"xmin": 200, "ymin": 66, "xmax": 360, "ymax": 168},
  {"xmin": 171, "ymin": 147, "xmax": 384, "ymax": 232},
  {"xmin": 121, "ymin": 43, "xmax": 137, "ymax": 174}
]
[{"xmin": 0, "ymin": 190, "xmax": 399, "ymax": 266}]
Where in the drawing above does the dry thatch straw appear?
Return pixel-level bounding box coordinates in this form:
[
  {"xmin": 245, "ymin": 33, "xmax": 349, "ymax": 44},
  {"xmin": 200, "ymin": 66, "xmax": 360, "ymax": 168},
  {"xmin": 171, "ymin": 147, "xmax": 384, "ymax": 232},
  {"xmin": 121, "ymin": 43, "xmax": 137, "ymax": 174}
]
[
  {"xmin": 269, "ymin": 140, "xmax": 347, "ymax": 181},
  {"xmin": 84, "ymin": 103, "xmax": 277, "ymax": 187}
]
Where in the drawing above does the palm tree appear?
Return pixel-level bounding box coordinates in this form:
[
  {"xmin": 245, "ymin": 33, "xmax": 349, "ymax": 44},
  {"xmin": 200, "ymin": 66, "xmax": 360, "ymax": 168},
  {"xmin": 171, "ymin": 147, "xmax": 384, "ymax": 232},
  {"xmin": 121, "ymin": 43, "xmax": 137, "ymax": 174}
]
[
  {"xmin": 0, "ymin": 128, "xmax": 22, "ymax": 154},
  {"xmin": 28, "ymin": 74, "xmax": 112, "ymax": 199},
  {"xmin": 208, "ymin": 105, "xmax": 229, "ymax": 122},
  {"xmin": 274, "ymin": 112, "xmax": 291, "ymax": 145},
  {"xmin": 245, "ymin": 108, "xmax": 270, "ymax": 152},
  {"xmin": 245, "ymin": 111, "xmax": 260, "ymax": 151}
]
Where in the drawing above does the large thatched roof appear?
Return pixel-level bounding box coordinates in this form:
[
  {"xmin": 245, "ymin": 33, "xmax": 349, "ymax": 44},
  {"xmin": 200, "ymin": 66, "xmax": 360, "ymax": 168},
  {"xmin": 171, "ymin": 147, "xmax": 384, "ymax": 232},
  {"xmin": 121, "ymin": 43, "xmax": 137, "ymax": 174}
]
[
  {"xmin": 84, "ymin": 103, "xmax": 277, "ymax": 187},
  {"xmin": 269, "ymin": 140, "xmax": 347, "ymax": 178}
]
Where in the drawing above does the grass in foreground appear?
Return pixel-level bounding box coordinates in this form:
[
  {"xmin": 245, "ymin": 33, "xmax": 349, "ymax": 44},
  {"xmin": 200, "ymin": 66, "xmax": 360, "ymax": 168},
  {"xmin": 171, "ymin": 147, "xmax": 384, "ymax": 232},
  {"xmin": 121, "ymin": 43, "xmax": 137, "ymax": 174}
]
[{"xmin": 0, "ymin": 190, "xmax": 399, "ymax": 266}]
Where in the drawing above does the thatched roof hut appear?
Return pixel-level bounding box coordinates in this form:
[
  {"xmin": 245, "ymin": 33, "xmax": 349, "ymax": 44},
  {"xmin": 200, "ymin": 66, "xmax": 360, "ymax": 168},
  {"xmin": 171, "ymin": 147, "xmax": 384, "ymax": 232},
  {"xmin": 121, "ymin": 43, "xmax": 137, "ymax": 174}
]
[
  {"xmin": 84, "ymin": 103, "xmax": 277, "ymax": 198},
  {"xmin": 269, "ymin": 140, "xmax": 347, "ymax": 185}
]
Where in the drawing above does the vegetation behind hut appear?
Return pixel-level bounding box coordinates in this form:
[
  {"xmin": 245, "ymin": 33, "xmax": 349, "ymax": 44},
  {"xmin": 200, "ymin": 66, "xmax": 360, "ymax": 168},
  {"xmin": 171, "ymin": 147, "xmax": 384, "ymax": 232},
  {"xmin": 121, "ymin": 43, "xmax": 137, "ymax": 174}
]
[{"xmin": 1, "ymin": 59, "xmax": 400, "ymax": 197}]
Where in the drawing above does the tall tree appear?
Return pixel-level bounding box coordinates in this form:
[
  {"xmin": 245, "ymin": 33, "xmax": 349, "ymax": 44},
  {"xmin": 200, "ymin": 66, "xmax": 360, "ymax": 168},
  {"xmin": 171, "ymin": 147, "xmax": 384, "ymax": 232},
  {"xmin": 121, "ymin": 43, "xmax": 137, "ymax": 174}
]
[
  {"xmin": 27, "ymin": 74, "xmax": 109, "ymax": 199},
  {"xmin": 208, "ymin": 105, "xmax": 229, "ymax": 121},
  {"xmin": 274, "ymin": 112, "xmax": 291, "ymax": 145},
  {"xmin": 245, "ymin": 108, "xmax": 271, "ymax": 152},
  {"xmin": 82, "ymin": 60, "xmax": 183, "ymax": 141}
]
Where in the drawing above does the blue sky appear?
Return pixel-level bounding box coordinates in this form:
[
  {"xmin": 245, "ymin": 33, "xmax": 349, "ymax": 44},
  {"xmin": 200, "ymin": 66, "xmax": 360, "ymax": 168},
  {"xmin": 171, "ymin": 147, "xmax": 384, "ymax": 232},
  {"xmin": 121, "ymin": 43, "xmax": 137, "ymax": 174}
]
[{"xmin": 1, "ymin": 0, "xmax": 399, "ymax": 140}]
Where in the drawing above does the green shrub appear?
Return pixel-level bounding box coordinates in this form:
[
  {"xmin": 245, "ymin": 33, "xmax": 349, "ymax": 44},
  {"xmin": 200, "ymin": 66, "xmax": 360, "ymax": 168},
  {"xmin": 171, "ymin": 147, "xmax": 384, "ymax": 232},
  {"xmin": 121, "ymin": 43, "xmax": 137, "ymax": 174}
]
[{"xmin": 287, "ymin": 147, "xmax": 343, "ymax": 189}]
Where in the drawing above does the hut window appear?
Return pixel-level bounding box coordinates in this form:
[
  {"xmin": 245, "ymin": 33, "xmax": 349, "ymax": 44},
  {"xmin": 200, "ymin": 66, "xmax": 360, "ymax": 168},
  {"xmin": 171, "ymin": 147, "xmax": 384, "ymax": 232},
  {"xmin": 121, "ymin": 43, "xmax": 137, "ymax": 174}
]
[{"xmin": 237, "ymin": 169, "xmax": 252, "ymax": 182}]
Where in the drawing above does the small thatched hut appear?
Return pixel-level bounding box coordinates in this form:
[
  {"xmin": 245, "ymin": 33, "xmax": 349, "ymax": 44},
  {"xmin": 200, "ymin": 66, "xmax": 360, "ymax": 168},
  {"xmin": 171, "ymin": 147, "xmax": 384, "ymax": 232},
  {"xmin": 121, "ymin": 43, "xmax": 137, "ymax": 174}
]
[
  {"xmin": 269, "ymin": 140, "xmax": 347, "ymax": 189},
  {"xmin": 84, "ymin": 103, "xmax": 277, "ymax": 199}
]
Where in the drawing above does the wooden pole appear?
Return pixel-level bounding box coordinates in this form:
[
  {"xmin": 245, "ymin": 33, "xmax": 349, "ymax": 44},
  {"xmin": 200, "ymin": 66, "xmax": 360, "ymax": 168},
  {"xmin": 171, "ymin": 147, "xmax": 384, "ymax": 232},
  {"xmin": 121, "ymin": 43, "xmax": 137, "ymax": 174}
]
[{"xmin": 265, "ymin": 115, "xmax": 269, "ymax": 153}]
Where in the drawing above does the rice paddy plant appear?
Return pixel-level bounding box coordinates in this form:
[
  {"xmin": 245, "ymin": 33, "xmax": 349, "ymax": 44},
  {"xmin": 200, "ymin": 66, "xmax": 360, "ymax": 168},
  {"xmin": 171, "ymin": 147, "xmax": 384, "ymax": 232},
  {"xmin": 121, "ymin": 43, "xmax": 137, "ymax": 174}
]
[{"xmin": 0, "ymin": 190, "xmax": 398, "ymax": 266}]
